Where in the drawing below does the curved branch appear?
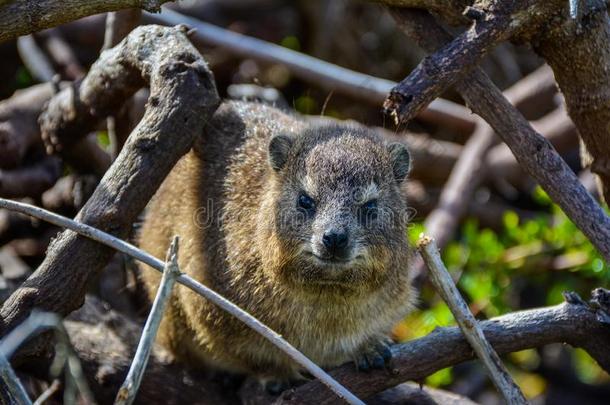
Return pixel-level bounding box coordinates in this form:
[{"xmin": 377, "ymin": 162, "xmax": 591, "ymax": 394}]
[{"xmin": 276, "ymin": 290, "xmax": 610, "ymax": 404}]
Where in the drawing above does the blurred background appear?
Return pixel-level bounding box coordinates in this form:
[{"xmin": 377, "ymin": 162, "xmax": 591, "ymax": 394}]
[{"xmin": 0, "ymin": 1, "xmax": 608, "ymax": 404}]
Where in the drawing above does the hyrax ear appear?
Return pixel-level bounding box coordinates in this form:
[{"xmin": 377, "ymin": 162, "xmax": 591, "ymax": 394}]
[
  {"xmin": 387, "ymin": 142, "xmax": 411, "ymax": 183},
  {"xmin": 268, "ymin": 133, "xmax": 294, "ymax": 171}
]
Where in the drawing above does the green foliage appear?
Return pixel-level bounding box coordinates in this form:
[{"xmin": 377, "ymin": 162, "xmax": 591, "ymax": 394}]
[
  {"xmin": 15, "ymin": 67, "xmax": 34, "ymax": 89},
  {"xmin": 280, "ymin": 35, "xmax": 301, "ymax": 52},
  {"xmin": 397, "ymin": 187, "xmax": 609, "ymax": 391}
]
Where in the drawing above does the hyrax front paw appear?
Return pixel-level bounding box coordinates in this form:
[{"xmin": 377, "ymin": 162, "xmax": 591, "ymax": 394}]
[{"xmin": 354, "ymin": 338, "xmax": 393, "ymax": 372}]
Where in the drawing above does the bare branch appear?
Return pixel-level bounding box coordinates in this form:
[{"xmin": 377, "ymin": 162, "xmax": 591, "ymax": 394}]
[
  {"xmin": 0, "ymin": 156, "xmax": 61, "ymax": 199},
  {"xmin": 276, "ymin": 289, "xmax": 610, "ymax": 404},
  {"xmin": 0, "ymin": 198, "xmax": 364, "ymax": 405},
  {"xmin": 16, "ymin": 35, "xmax": 55, "ymax": 83},
  {"xmin": 418, "ymin": 236, "xmax": 528, "ymax": 405},
  {"xmin": 390, "ymin": 8, "xmax": 610, "ymax": 263},
  {"xmin": 0, "ymin": 351, "xmax": 31, "ymax": 404},
  {"xmin": 0, "ymin": 24, "xmax": 220, "ymax": 355},
  {"xmin": 0, "ymin": 0, "xmax": 171, "ymax": 43},
  {"xmin": 115, "ymin": 237, "xmax": 181, "ymax": 405},
  {"xmin": 0, "ymin": 312, "xmax": 95, "ymax": 404},
  {"xmin": 149, "ymin": 8, "xmax": 476, "ymax": 135}
]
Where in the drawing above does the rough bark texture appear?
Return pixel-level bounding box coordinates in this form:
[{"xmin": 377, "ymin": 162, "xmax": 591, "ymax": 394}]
[
  {"xmin": 389, "ymin": 8, "xmax": 610, "ymax": 263},
  {"xmin": 533, "ymin": 4, "xmax": 610, "ymax": 203},
  {"xmin": 65, "ymin": 296, "xmax": 233, "ymax": 405},
  {"xmin": 377, "ymin": 0, "xmax": 610, "ymax": 205},
  {"xmin": 0, "ymin": 0, "xmax": 171, "ymax": 43},
  {"xmin": 0, "ymin": 25, "xmax": 220, "ymax": 361},
  {"xmin": 276, "ymin": 290, "xmax": 610, "ymax": 404}
]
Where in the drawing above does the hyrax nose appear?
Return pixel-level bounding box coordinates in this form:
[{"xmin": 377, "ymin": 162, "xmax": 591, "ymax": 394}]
[{"xmin": 322, "ymin": 230, "xmax": 348, "ymax": 254}]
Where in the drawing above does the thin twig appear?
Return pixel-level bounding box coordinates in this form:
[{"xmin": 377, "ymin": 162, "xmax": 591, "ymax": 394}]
[
  {"xmin": 418, "ymin": 235, "xmax": 528, "ymax": 405},
  {"xmin": 0, "ymin": 311, "xmax": 95, "ymax": 404},
  {"xmin": 0, "ymin": 198, "xmax": 364, "ymax": 405},
  {"xmin": 149, "ymin": 8, "xmax": 476, "ymax": 135},
  {"xmin": 0, "ymin": 351, "xmax": 31, "ymax": 405},
  {"xmin": 33, "ymin": 380, "xmax": 61, "ymax": 405},
  {"xmin": 115, "ymin": 237, "xmax": 181, "ymax": 405}
]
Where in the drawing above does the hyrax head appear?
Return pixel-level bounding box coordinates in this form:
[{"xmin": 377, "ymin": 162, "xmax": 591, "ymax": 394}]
[{"xmin": 260, "ymin": 124, "xmax": 411, "ymax": 292}]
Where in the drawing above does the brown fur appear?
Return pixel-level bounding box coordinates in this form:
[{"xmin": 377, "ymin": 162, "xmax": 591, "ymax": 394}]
[{"xmin": 139, "ymin": 101, "xmax": 416, "ymax": 380}]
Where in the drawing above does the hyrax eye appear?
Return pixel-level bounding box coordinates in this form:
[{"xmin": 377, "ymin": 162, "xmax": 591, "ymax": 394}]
[
  {"xmin": 361, "ymin": 199, "xmax": 378, "ymax": 221},
  {"xmin": 297, "ymin": 193, "xmax": 316, "ymax": 212}
]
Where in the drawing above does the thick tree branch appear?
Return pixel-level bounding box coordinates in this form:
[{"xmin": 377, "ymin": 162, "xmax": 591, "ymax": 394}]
[
  {"xmin": 0, "ymin": 25, "xmax": 220, "ymax": 355},
  {"xmin": 150, "ymin": 8, "xmax": 477, "ymax": 135},
  {"xmin": 381, "ymin": 0, "xmax": 569, "ymax": 123},
  {"xmin": 276, "ymin": 289, "xmax": 610, "ymax": 404},
  {"xmin": 0, "ymin": 0, "xmax": 171, "ymax": 43},
  {"xmin": 533, "ymin": 3, "xmax": 610, "ymax": 203},
  {"xmin": 389, "ymin": 9, "xmax": 610, "ymax": 262}
]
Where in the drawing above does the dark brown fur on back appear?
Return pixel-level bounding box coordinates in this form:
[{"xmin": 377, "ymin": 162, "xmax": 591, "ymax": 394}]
[{"xmin": 139, "ymin": 101, "xmax": 416, "ymax": 380}]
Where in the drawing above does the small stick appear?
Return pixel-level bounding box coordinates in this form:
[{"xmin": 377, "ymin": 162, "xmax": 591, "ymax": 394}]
[
  {"xmin": 0, "ymin": 311, "xmax": 95, "ymax": 404},
  {"xmin": 418, "ymin": 235, "xmax": 528, "ymax": 405},
  {"xmin": 0, "ymin": 198, "xmax": 364, "ymax": 405},
  {"xmin": 33, "ymin": 380, "xmax": 61, "ymax": 405},
  {"xmin": 114, "ymin": 237, "xmax": 181, "ymax": 405},
  {"xmin": 0, "ymin": 352, "xmax": 31, "ymax": 405}
]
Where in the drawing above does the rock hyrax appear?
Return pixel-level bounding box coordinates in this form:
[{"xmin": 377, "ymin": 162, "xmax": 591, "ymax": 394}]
[{"xmin": 139, "ymin": 101, "xmax": 416, "ymax": 383}]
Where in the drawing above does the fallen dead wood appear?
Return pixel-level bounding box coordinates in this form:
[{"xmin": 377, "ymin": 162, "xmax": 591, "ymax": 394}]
[
  {"xmin": 0, "ymin": 25, "xmax": 220, "ymax": 362},
  {"xmin": 276, "ymin": 289, "xmax": 610, "ymax": 404}
]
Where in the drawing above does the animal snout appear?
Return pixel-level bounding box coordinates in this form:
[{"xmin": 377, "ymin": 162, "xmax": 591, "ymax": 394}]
[{"xmin": 322, "ymin": 229, "xmax": 349, "ymax": 256}]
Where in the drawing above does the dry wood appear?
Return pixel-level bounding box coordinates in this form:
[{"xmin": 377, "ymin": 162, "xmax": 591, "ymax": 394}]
[
  {"xmin": 368, "ymin": 382, "xmax": 479, "ymax": 405},
  {"xmin": 276, "ymin": 289, "xmax": 610, "ymax": 404},
  {"xmin": 0, "ymin": 82, "xmax": 110, "ymax": 176},
  {"xmin": 0, "ymin": 198, "xmax": 365, "ymax": 405},
  {"xmin": 0, "ymin": 84, "xmax": 53, "ymax": 170},
  {"xmin": 115, "ymin": 237, "xmax": 180, "ymax": 405},
  {"xmin": 150, "ymin": 8, "xmax": 477, "ymax": 135},
  {"xmin": 487, "ymin": 108, "xmax": 578, "ymax": 190},
  {"xmin": 103, "ymin": 9, "xmax": 142, "ymax": 159},
  {"xmin": 0, "ymin": 0, "xmax": 170, "ymax": 43},
  {"xmin": 418, "ymin": 236, "xmax": 528, "ymax": 405},
  {"xmin": 0, "ymin": 25, "xmax": 221, "ymax": 360},
  {"xmin": 16, "ymin": 35, "xmax": 55, "ymax": 83},
  {"xmin": 533, "ymin": 3, "xmax": 610, "ymax": 202},
  {"xmin": 411, "ymin": 65, "xmax": 563, "ymax": 282},
  {"xmin": 389, "ymin": 8, "xmax": 610, "ymax": 263}
]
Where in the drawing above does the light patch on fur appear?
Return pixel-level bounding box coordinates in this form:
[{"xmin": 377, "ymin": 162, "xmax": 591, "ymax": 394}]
[
  {"xmin": 302, "ymin": 175, "xmax": 316, "ymax": 196},
  {"xmin": 357, "ymin": 182, "xmax": 379, "ymax": 204}
]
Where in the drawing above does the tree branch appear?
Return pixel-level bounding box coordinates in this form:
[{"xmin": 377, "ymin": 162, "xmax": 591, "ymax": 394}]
[
  {"xmin": 0, "ymin": 0, "xmax": 171, "ymax": 43},
  {"xmin": 388, "ymin": 8, "xmax": 610, "ymax": 263},
  {"xmin": 150, "ymin": 8, "xmax": 477, "ymax": 135},
  {"xmin": 0, "ymin": 25, "xmax": 220, "ymax": 355},
  {"xmin": 276, "ymin": 289, "xmax": 610, "ymax": 404}
]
